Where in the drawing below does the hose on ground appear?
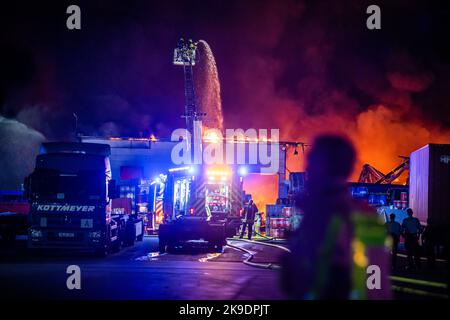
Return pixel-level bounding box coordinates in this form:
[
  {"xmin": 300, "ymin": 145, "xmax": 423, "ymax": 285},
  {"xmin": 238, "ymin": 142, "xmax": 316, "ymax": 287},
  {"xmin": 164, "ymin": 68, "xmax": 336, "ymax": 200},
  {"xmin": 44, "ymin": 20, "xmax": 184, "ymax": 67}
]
[
  {"xmin": 226, "ymin": 242, "xmax": 277, "ymax": 269},
  {"xmin": 226, "ymin": 238, "xmax": 291, "ymax": 269},
  {"xmin": 232, "ymin": 237, "xmax": 291, "ymax": 253}
]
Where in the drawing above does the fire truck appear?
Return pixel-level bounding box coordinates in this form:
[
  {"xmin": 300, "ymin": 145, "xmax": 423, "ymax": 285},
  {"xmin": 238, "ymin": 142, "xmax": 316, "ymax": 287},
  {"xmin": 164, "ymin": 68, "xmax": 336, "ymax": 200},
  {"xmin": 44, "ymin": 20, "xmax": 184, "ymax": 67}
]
[
  {"xmin": 158, "ymin": 40, "xmax": 246, "ymax": 252},
  {"xmin": 25, "ymin": 142, "xmax": 143, "ymax": 255},
  {"xmin": 158, "ymin": 165, "xmax": 244, "ymax": 252}
]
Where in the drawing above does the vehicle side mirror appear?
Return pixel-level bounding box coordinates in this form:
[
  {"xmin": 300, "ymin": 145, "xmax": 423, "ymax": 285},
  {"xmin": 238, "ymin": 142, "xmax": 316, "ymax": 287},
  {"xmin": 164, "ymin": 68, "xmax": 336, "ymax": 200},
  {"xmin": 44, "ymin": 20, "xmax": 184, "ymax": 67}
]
[{"xmin": 108, "ymin": 179, "xmax": 119, "ymax": 199}]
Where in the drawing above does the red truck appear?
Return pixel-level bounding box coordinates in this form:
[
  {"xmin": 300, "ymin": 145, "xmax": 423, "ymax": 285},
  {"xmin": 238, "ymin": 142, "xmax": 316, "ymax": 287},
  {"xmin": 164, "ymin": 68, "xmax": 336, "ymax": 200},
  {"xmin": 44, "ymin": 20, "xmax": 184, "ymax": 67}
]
[{"xmin": 0, "ymin": 191, "xmax": 29, "ymax": 242}]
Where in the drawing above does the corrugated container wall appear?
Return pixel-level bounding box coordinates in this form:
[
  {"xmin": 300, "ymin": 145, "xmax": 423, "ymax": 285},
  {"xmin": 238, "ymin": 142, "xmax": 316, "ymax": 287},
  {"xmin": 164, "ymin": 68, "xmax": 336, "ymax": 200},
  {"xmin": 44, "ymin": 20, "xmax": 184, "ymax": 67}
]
[{"xmin": 410, "ymin": 144, "xmax": 450, "ymax": 225}]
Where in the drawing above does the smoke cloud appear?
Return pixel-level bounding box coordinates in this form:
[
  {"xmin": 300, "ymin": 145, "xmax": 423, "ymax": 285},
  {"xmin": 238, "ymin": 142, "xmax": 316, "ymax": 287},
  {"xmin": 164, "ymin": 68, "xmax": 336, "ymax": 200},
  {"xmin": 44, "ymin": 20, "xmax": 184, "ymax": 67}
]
[
  {"xmin": 0, "ymin": 116, "xmax": 45, "ymax": 190},
  {"xmin": 219, "ymin": 0, "xmax": 450, "ymax": 183}
]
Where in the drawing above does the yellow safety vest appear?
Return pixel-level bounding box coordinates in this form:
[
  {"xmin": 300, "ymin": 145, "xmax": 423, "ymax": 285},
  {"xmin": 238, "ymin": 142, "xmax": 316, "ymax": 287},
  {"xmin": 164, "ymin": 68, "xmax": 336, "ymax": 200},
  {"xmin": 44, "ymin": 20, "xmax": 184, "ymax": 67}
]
[{"xmin": 308, "ymin": 211, "xmax": 387, "ymax": 299}]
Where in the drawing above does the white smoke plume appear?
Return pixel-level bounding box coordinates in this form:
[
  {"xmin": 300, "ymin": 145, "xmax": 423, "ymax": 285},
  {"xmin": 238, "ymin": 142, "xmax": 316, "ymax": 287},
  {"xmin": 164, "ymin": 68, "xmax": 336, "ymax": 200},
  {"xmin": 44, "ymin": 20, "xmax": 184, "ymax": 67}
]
[{"xmin": 0, "ymin": 116, "xmax": 45, "ymax": 190}]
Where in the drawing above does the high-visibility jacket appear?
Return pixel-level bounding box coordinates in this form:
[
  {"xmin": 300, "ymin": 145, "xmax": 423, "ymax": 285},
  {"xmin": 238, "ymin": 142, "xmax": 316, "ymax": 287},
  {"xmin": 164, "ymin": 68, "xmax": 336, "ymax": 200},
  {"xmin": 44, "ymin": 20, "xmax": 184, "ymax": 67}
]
[{"xmin": 308, "ymin": 210, "xmax": 391, "ymax": 300}]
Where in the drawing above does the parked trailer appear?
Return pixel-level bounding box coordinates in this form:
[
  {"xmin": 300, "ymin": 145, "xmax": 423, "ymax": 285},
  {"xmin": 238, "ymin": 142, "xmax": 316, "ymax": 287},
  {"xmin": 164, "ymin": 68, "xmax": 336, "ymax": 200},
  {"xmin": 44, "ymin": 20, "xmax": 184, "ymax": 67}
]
[{"xmin": 410, "ymin": 144, "xmax": 450, "ymax": 233}]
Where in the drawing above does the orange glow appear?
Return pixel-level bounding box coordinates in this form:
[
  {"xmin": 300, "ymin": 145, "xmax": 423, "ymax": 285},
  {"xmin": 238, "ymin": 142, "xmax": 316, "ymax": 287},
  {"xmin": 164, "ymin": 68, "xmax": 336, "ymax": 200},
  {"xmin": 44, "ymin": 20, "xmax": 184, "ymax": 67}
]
[
  {"xmin": 243, "ymin": 174, "xmax": 278, "ymax": 214},
  {"xmin": 203, "ymin": 130, "xmax": 222, "ymax": 144},
  {"xmin": 265, "ymin": 103, "xmax": 450, "ymax": 184}
]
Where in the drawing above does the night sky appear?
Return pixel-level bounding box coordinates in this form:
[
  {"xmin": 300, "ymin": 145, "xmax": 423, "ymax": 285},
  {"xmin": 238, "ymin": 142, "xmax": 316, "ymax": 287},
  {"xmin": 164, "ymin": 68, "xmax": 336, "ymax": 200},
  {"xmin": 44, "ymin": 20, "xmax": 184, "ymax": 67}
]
[
  {"xmin": 1, "ymin": 0, "xmax": 449, "ymax": 135},
  {"xmin": 1, "ymin": 0, "xmax": 450, "ymax": 189}
]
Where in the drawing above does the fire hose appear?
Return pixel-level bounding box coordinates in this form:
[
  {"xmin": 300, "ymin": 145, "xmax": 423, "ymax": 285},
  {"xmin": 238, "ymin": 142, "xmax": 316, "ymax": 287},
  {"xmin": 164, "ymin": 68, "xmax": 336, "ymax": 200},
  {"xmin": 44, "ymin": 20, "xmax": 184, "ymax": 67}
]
[
  {"xmin": 254, "ymin": 231, "xmax": 275, "ymax": 240},
  {"xmin": 227, "ymin": 238, "xmax": 448, "ymax": 298},
  {"xmin": 226, "ymin": 238, "xmax": 290, "ymax": 269}
]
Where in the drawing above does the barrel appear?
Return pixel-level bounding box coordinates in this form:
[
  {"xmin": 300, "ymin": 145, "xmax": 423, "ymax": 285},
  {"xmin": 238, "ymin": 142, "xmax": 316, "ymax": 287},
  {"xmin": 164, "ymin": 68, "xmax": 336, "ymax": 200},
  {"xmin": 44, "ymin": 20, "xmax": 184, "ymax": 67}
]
[
  {"xmin": 400, "ymin": 192, "xmax": 407, "ymax": 201},
  {"xmin": 270, "ymin": 228, "xmax": 285, "ymax": 238},
  {"xmin": 401, "ymin": 200, "xmax": 408, "ymax": 209}
]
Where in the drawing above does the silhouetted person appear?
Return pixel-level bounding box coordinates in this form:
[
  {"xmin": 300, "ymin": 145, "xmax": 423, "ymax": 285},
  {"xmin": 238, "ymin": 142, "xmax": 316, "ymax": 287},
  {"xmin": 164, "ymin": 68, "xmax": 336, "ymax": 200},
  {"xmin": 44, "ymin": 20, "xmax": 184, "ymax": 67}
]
[
  {"xmin": 177, "ymin": 38, "xmax": 185, "ymax": 49},
  {"xmin": 385, "ymin": 213, "xmax": 401, "ymax": 270},
  {"xmin": 281, "ymin": 135, "xmax": 391, "ymax": 299},
  {"xmin": 422, "ymin": 218, "xmax": 437, "ymax": 269},
  {"xmin": 240, "ymin": 200, "xmax": 258, "ymax": 240},
  {"xmin": 402, "ymin": 208, "xmax": 422, "ymax": 270},
  {"xmin": 444, "ymin": 223, "xmax": 450, "ymax": 295}
]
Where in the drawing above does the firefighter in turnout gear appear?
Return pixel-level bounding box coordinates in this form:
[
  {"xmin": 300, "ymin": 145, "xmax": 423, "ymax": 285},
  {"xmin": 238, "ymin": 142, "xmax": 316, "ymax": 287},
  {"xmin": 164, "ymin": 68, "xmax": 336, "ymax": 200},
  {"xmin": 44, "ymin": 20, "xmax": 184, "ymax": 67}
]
[
  {"xmin": 281, "ymin": 135, "xmax": 391, "ymax": 299},
  {"xmin": 402, "ymin": 208, "xmax": 423, "ymax": 269},
  {"xmin": 240, "ymin": 200, "xmax": 258, "ymax": 240}
]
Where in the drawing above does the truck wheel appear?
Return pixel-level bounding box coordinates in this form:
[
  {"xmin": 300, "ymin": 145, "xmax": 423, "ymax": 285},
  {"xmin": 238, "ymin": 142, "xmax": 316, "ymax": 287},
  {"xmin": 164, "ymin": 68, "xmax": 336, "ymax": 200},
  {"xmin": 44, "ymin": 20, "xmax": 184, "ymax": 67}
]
[
  {"xmin": 137, "ymin": 222, "xmax": 144, "ymax": 241},
  {"xmin": 166, "ymin": 244, "xmax": 176, "ymax": 254},
  {"xmin": 123, "ymin": 222, "xmax": 136, "ymax": 247},
  {"xmin": 159, "ymin": 241, "xmax": 167, "ymax": 253},
  {"xmin": 126, "ymin": 232, "xmax": 135, "ymax": 247},
  {"xmin": 95, "ymin": 246, "xmax": 108, "ymax": 257},
  {"xmin": 110, "ymin": 238, "xmax": 121, "ymax": 253},
  {"xmin": 212, "ymin": 239, "xmax": 226, "ymax": 252},
  {"xmin": 27, "ymin": 248, "xmax": 43, "ymax": 257},
  {"xmin": 1, "ymin": 232, "xmax": 15, "ymax": 243},
  {"xmin": 211, "ymin": 243, "xmax": 222, "ymax": 253}
]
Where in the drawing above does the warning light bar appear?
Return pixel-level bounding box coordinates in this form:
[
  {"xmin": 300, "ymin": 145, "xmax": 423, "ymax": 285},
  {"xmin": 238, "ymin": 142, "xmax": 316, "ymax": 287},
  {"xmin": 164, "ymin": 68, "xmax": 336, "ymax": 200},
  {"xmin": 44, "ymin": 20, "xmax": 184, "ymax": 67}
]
[
  {"xmin": 169, "ymin": 166, "xmax": 192, "ymax": 173},
  {"xmin": 206, "ymin": 170, "xmax": 230, "ymax": 176}
]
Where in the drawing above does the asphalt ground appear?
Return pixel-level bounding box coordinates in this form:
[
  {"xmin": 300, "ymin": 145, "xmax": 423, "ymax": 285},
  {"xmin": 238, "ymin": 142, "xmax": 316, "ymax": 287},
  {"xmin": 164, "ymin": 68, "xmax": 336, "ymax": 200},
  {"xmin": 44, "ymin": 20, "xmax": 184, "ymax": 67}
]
[
  {"xmin": 0, "ymin": 236, "xmax": 287, "ymax": 300},
  {"xmin": 0, "ymin": 236, "xmax": 447, "ymax": 300}
]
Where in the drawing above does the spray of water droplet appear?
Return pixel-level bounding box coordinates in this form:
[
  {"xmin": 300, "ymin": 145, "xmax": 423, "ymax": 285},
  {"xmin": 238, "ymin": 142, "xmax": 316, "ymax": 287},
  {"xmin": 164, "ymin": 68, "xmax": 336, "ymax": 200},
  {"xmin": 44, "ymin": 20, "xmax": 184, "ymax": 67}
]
[{"xmin": 196, "ymin": 40, "xmax": 224, "ymax": 132}]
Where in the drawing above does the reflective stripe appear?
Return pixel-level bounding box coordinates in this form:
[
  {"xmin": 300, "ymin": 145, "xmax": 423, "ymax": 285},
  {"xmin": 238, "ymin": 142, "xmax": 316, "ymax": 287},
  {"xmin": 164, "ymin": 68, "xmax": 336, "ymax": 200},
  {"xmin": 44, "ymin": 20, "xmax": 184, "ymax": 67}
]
[
  {"xmin": 351, "ymin": 239, "xmax": 368, "ymax": 299},
  {"xmin": 191, "ymin": 180, "xmax": 206, "ymax": 215},
  {"xmin": 155, "ymin": 183, "xmax": 164, "ymax": 218},
  {"xmin": 352, "ymin": 212, "xmax": 386, "ymax": 246},
  {"xmin": 351, "ymin": 211, "xmax": 387, "ymax": 300},
  {"xmin": 391, "ymin": 276, "xmax": 448, "ymax": 289}
]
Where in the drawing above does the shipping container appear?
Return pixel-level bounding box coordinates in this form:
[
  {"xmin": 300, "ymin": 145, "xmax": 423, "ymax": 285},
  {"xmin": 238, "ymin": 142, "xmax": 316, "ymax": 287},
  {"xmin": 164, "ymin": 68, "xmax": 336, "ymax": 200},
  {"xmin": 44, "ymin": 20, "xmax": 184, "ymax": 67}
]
[{"xmin": 409, "ymin": 144, "xmax": 450, "ymax": 225}]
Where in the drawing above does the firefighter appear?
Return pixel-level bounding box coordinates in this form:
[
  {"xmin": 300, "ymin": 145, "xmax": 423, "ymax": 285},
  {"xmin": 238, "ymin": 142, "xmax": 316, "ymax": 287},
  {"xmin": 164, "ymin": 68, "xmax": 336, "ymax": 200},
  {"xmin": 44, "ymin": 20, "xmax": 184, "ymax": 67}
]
[
  {"xmin": 281, "ymin": 135, "xmax": 391, "ymax": 299},
  {"xmin": 188, "ymin": 38, "xmax": 195, "ymax": 50},
  {"xmin": 385, "ymin": 213, "xmax": 401, "ymax": 270},
  {"xmin": 402, "ymin": 208, "xmax": 423, "ymax": 269},
  {"xmin": 254, "ymin": 212, "xmax": 263, "ymax": 235},
  {"xmin": 177, "ymin": 38, "xmax": 185, "ymax": 49},
  {"xmin": 240, "ymin": 200, "xmax": 258, "ymax": 240}
]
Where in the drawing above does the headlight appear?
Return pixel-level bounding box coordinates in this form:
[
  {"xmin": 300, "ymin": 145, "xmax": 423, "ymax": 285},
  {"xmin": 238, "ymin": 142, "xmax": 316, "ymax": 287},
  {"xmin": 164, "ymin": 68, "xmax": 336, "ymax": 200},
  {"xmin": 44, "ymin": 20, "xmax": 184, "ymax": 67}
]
[
  {"xmin": 89, "ymin": 231, "xmax": 102, "ymax": 238},
  {"xmin": 30, "ymin": 229, "xmax": 42, "ymax": 238}
]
